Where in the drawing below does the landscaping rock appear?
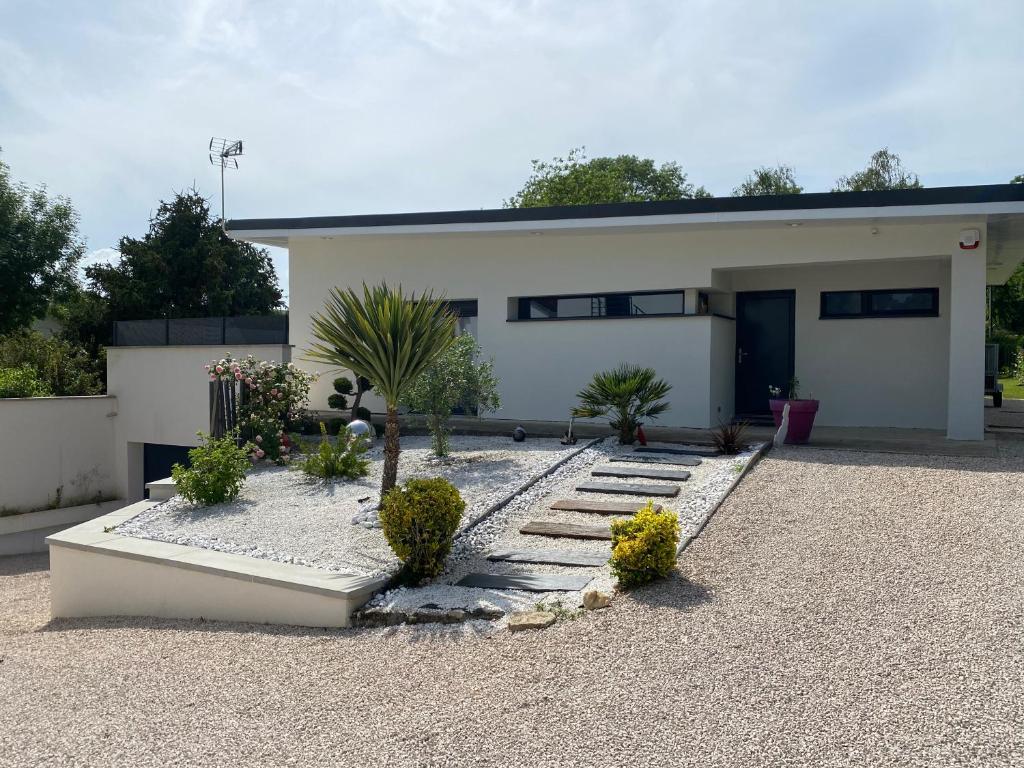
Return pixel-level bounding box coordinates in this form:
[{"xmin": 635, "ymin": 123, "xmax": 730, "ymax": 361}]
[
  {"xmin": 507, "ymin": 611, "xmax": 556, "ymax": 632},
  {"xmin": 583, "ymin": 590, "xmax": 611, "ymax": 610}
]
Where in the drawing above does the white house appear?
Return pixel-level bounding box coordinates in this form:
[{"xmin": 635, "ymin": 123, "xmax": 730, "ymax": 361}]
[{"xmin": 226, "ymin": 184, "xmax": 1024, "ymax": 444}]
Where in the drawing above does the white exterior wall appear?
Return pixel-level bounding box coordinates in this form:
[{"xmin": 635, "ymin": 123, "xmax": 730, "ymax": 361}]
[
  {"xmin": 107, "ymin": 344, "xmax": 291, "ymax": 500},
  {"xmin": 0, "ymin": 396, "xmax": 118, "ymax": 512},
  {"xmin": 726, "ymin": 259, "xmax": 951, "ymax": 428},
  {"xmin": 286, "ymin": 219, "xmax": 978, "ymax": 432}
]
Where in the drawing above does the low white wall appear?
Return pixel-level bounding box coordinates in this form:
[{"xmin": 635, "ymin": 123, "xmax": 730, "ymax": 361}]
[
  {"xmin": 0, "ymin": 396, "xmax": 119, "ymax": 513},
  {"xmin": 0, "ymin": 499, "xmax": 123, "ymax": 556},
  {"xmin": 107, "ymin": 344, "xmax": 291, "ymax": 500}
]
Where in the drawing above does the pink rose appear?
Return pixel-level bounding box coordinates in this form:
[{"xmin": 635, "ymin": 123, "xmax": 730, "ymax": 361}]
[
  {"xmin": 255, "ymin": 435, "xmax": 262, "ymax": 443},
  {"xmin": 215, "ymin": 365, "xmax": 224, "ymax": 374},
  {"xmin": 235, "ymin": 371, "xmax": 242, "ymax": 380},
  {"xmin": 255, "ymin": 448, "xmax": 265, "ymax": 459},
  {"xmin": 209, "ymin": 374, "xmax": 216, "ymax": 381}
]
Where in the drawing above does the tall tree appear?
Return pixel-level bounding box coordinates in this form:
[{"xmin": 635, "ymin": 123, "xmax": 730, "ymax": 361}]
[
  {"xmin": 87, "ymin": 189, "xmax": 282, "ymax": 320},
  {"xmin": 833, "ymin": 148, "xmax": 923, "ymax": 192},
  {"xmin": 733, "ymin": 165, "xmax": 803, "ymax": 196},
  {"xmin": 505, "ymin": 147, "xmax": 710, "ymax": 207},
  {"xmin": 0, "ymin": 153, "xmax": 85, "ymax": 334}
]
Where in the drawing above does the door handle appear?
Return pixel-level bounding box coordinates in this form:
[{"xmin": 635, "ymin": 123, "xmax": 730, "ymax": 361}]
[{"xmin": 737, "ymin": 347, "xmax": 748, "ymax": 364}]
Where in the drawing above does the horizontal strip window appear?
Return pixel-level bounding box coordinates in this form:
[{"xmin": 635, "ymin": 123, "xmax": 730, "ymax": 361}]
[
  {"xmin": 510, "ymin": 290, "xmax": 685, "ymax": 321},
  {"xmin": 820, "ymin": 288, "xmax": 939, "ymax": 319}
]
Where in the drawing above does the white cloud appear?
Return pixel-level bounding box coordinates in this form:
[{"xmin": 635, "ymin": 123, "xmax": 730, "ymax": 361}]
[{"xmin": 1, "ymin": 0, "xmax": 1021, "ymax": 284}]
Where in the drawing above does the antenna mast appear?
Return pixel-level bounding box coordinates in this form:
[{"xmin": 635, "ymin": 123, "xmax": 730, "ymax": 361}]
[{"xmin": 209, "ymin": 137, "xmax": 244, "ymax": 229}]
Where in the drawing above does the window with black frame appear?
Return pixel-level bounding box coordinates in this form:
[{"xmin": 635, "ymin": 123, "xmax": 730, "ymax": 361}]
[
  {"xmin": 511, "ymin": 290, "xmax": 686, "ymax": 320},
  {"xmin": 820, "ymin": 288, "xmax": 939, "ymax": 319}
]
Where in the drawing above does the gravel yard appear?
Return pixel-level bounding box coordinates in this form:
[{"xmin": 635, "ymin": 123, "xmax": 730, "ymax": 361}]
[
  {"xmin": 115, "ymin": 435, "xmax": 573, "ymax": 576},
  {"xmin": 2, "ymin": 442, "xmax": 1022, "ymax": 767}
]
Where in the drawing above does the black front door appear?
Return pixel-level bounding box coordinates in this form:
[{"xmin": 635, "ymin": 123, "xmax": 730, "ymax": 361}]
[{"xmin": 735, "ymin": 290, "xmax": 795, "ymax": 416}]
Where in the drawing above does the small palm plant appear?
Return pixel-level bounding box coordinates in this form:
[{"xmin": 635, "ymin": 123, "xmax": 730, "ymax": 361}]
[
  {"xmin": 305, "ymin": 283, "xmax": 457, "ymax": 494},
  {"xmin": 572, "ymin": 364, "xmax": 672, "ymax": 444}
]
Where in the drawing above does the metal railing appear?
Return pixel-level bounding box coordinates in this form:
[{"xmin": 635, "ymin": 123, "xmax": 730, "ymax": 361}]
[{"xmin": 111, "ymin": 315, "xmax": 288, "ymax": 346}]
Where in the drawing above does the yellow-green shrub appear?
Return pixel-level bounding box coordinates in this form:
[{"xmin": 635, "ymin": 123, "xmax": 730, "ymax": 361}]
[
  {"xmin": 379, "ymin": 477, "xmax": 465, "ymax": 584},
  {"xmin": 610, "ymin": 501, "xmax": 680, "ymax": 588}
]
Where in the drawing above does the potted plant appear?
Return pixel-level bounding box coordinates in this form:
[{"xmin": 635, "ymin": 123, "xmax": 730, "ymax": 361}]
[{"xmin": 768, "ymin": 377, "xmax": 819, "ymax": 444}]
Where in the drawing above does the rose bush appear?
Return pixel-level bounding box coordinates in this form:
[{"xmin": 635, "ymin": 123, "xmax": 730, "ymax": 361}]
[{"xmin": 205, "ymin": 354, "xmax": 317, "ymax": 464}]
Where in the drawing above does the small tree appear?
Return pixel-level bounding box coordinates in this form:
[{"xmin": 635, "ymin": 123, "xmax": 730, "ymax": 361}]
[
  {"xmin": 733, "ymin": 165, "xmax": 803, "ymax": 196},
  {"xmin": 402, "ymin": 334, "xmax": 501, "ymax": 457},
  {"xmin": 328, "ymin": 376, "xmax": 354, "ymax": 412},
  {"xmin": 833, "ymin": 148, "xmax": 923, "ymax": 192},
  {"xmin": 305, "ymin": 283, "xmax": 457, "ymax": 495},
  {"xmin": 572, "ymin": 364, "xmax": 672, "ymax": 444}
]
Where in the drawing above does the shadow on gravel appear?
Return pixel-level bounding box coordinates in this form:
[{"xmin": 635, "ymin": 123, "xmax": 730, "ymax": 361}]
[
  {"xmin": 623, "ymin": 572, "xmax": 713, "ymax": 613},
  {"xmin": 0, "ymin": 552, "xmax": 49, "ymax": 577}
]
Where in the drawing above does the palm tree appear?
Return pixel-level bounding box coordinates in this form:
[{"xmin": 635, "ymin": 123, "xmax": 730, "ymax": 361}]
[
  {"xmin": 572, "ymin": 364, "xmax": 672, "ymax": 444},
  {"xmin": 305, "ymin": 283, "xmax": 457, "ymax": 494}
]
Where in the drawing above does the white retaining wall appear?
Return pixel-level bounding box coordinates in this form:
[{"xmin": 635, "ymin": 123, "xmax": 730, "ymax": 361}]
[{"xmin": 0, "ymin": 395, "xmax": 119, "ymax": 513}]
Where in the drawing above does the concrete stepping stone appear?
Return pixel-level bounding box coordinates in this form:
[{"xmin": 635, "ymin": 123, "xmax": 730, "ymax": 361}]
[
  {"xmin": 456, "ymin": 572, "xmax": 593, "ymax": 592},
  {"xmin": 634, "ymin": 446, "xmax": 720, "ymax": 457},
  {"xmin": 592, "ymin": 466, "xmax": 691, "ymax": 482},
  {"xmin": 520, "ymin": 521, "xmax": 613, "ymax": 540},
  {"xmin": 488, "ymin": 548, "xmax": 609, "ymax": 567},
  {"xmin": 575, "ymin": 481, "xmax": 680, "ymax": 497},
  {"xmin": 610, "ymin": 454, "xmax": 701, "ymax": 467},
  {"xmin": 550, "ymin": 499, "xmax": 659, "ymax": 515}
]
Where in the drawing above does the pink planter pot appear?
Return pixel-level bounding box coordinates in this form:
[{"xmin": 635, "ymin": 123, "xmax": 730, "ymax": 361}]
[{"xmin": 769, "ymin": 399, "xmax": 820, "ymax": 444}]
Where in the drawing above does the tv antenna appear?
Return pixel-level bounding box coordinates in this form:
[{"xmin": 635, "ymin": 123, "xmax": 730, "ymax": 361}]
[{"xmin": 209, "ymin": 137, "xmax": 243, "ymax": 227}]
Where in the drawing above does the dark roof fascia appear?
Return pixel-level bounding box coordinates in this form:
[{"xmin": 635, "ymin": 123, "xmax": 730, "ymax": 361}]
[{"xmin": 226, "ymin": 183, "xmax": 1024, "ymax": 233}]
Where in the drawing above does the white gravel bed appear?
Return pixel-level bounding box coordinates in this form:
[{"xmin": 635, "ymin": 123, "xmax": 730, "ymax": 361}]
[{"xmin": 115, "ymin": 435, "xmax": 572, "ymax": 577}]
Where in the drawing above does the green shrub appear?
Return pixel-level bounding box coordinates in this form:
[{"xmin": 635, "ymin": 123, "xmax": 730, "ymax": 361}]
[
  {"xmin": 379, "ymin": 477, "xmax": 465, "ymax": 584},
  {"xmin": 988, "ymin": 329, "xmax": 1023, "ymax": 376},
  {"xmin": 572, "ymin": 363, "xmax": 671, "ymax": 444},
  {"xmin": 300, "ymin": 422, "xmax": 370, "ymax": 480},
  {"xmin": 0, "ymin": 366, "xmax": 52, "ymax": 398},
  {"xmin": 355, "ymin": 406, "xmax": 372, "ymax": 422},
  {"xmin": 171, "ymin": 432, "xmax": 250, "ymax": 506},
  {"xmin": 0, "ymin": 330, "xmax": 102, "ymax": 395},
  {"xmin": 327, "ymin": 376, "xmax": 353, "ymax": 411},
  {"xmin": 609, "ymin": 501, "xmax": 680, "ymax": 588},
  {"xmin": 401, "ymin": 334, "xmax": 501, "ymax": 457}
]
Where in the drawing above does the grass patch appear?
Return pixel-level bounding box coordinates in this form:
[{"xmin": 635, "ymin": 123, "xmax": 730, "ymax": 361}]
[{"xmin": 998, "ymin": 377, "xmax": 1024, "ymax": 400}]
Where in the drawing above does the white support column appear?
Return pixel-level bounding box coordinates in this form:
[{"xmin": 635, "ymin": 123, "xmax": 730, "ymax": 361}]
[{"xmin": 946, "ymin": 231, "xmax": 987, "ymax": 440}]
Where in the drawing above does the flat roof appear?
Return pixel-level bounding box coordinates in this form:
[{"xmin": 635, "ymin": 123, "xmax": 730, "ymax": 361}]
[{"xmin": 227, "ymin": 183, "xmax": 1024, "ymax": 234}]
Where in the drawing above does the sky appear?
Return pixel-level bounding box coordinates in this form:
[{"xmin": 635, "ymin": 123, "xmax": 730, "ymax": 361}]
[{"xmin": 2, "ymin": 0, "xmax": 1022, "ymax": 302}]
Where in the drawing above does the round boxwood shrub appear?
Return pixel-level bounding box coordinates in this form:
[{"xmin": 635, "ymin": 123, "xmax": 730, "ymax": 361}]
[
  {"xmin": 379, "ymin": 477, "xmax": 465, "ymax": 584},
  {"xmin": 609, "ymin": 501, "xmax": 680, "ymax": 588}
]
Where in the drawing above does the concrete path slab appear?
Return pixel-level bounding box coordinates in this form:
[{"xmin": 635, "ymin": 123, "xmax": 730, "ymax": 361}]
[
  {"xmin": 550, "ymin": 499, "xmax": 657, "ymax": 514},
  {"xmin": 634, "ymin": 446, "xmax": 720, "ymax": 457},
  {"xmin": 520, "ymin": 521, "xmax": 613, "ymax": 540},
  {"xmin": 487, "ymin": 548, "xmax": 609, "ymax": 567},
  {"xmin": 575, "ymin": 481, "xmax": 680, "ymax": 497},
  {"xmin": 592, "ymin": 466, "xmax": 691, "ymax": 482},
  {"xmin": 609, "ymin": 454, "xmax": 701, "ymax": 467}
]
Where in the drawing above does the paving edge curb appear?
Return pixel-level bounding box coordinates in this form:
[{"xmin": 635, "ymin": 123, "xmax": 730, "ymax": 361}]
[
  {"xmin": 457, "ymin": 436, "xmax": 606, "ymax": 538},
  {"xmin": 676, "ymin": 441, "xmax": 770, "ymax": 556}
]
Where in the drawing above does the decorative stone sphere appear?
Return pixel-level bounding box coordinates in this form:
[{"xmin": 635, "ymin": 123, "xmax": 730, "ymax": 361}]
[
  {"xmin": 513, "ymin": 425, "xmax": 527, "ymax": 442},
  {"xmin": 347, "ymin": 419, "xmax": 373, "ymax": 440}
]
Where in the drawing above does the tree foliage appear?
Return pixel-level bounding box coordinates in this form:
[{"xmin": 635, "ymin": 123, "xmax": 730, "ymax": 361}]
[
  {"xmin": 0, "ymin": 153, "xmax": 85, "ymax": 334},
  {"xmin": 86, "ymin": 189, "xmax": 282, "ymax": 321},
  {"xmin": 305, "ymin": 282, "xmax": 458, "ymax": 494},
  {"xmin": 833, "ymin": 148, "xmax": 923, "ymax": 192},
  {"xmin": 733, "ymin": 164, "xmax": 803, "ymax": 196},
  {"xmin": 505, "ymin": 147, "xmax": 710, "ymax": 207},
  {"xmin": 402, "ymin": 333, "xmax": 501, "ymax": 456}
]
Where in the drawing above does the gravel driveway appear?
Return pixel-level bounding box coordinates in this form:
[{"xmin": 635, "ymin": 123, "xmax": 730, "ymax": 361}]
[{"xmin": 2, "ymin": 443, "xmax": 1021, "ymax": 767}]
